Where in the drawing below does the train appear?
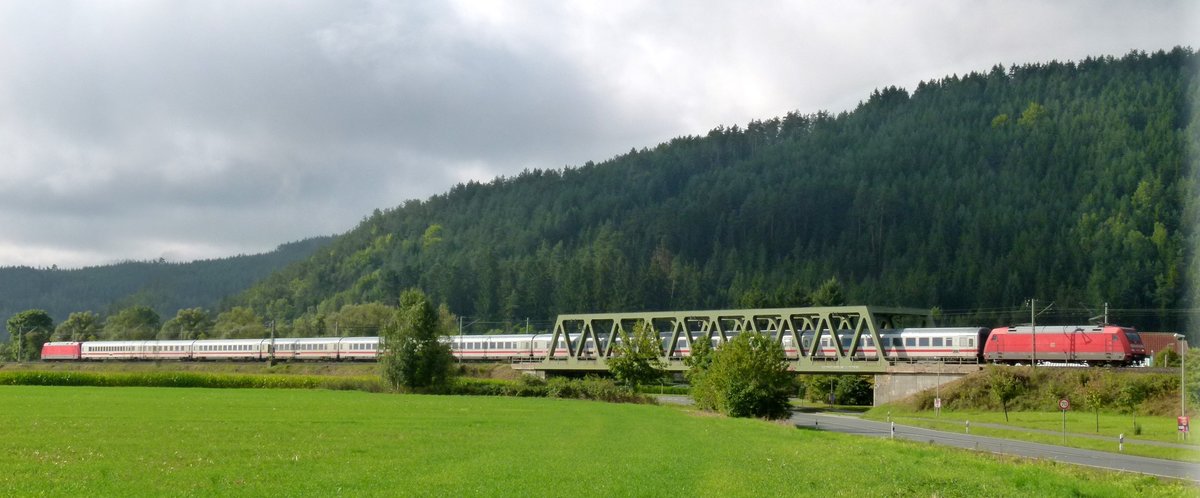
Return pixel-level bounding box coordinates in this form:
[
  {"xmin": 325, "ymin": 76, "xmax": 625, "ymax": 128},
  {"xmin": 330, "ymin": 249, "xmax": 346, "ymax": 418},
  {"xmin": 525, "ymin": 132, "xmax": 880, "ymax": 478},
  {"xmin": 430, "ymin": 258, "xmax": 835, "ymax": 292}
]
[{"xmin": 39, "ymin": 324, "xmax": 1146, "ymax": 366}]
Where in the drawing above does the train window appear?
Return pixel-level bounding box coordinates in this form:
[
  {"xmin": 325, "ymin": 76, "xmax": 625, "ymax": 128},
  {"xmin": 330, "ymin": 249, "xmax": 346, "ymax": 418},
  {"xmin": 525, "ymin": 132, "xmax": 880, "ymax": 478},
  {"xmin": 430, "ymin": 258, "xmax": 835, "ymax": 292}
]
[
  {"xmin": 864, "ymin": 337, "xmax": 873, "ymax": 347},
  {"xmin": 918, "ymin": 338, "xmax": 929, "ymax": 347},
  {"xmin": 932, "ymin": 338, "xmax": 943, "ymax": 347},
  {"xmin": 905, "ymin": 338, "xmax": 915, "ymax": 347}
]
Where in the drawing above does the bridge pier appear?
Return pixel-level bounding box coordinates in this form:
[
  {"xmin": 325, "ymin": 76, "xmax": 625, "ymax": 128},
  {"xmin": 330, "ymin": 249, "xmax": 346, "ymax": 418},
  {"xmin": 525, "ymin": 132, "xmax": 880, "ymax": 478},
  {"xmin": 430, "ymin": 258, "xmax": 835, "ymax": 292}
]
[{"xmin": 873, "ymin": 364, "xmax": 981, "ymax": 406}]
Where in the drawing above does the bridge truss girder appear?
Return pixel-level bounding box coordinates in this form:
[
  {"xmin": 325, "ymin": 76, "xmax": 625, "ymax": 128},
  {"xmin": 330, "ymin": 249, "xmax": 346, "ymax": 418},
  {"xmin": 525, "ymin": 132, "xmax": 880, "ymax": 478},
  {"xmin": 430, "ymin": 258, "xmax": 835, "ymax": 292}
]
[{"xmin": 543, "ymin": 306, "xmax": 932, "ymax": 374}]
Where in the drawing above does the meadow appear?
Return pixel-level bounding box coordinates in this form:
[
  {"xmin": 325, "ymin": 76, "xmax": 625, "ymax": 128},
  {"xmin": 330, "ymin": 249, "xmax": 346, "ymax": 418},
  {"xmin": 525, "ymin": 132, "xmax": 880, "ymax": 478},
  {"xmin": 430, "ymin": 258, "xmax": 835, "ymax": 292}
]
[
  {"xmin": 863, "ymin": 407, "xmax": 1200, "ymax": 462},
  {"xmin": 1, "ymin": 385, "xmax": 1194, "ymax": 497}
]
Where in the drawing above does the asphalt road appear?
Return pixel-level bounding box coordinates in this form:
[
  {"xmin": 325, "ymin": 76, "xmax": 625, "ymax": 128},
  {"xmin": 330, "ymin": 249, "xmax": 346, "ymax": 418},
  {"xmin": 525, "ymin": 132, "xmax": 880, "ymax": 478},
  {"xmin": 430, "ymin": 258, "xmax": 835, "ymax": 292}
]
[{"xmin": 790, "ymin": 411, "xmax": 1200, "ymax": 483}]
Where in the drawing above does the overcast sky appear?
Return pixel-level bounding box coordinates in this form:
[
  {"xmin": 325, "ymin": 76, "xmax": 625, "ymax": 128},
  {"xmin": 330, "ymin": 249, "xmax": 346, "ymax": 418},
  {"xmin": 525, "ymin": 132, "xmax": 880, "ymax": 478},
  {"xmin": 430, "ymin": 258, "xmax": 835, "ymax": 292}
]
[{"xmin": 0, "ymin": 1, "xmax": 1196, "ymax": 268}]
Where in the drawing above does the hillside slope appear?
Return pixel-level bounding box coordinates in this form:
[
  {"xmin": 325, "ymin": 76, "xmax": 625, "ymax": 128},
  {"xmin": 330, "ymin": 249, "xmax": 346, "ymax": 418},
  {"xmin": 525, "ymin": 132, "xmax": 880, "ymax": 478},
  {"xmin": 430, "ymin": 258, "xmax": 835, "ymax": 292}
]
[
  {"xmin": 237, "ymin": 48, "xmax": 1197, "ymax": 336},
  {"xmin": 0, "ymin": 237, "xmax": 332, "ymax": 337}
]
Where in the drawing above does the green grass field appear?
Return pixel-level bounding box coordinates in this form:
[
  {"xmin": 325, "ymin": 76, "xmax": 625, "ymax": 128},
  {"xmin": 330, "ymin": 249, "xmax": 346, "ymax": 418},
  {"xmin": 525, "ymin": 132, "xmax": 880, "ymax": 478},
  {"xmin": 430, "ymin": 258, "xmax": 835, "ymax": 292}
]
[
  {"xmin": 0, "ymin": 386, "xmax": 1194, "ymax": 497},
  {"xmin": 864, "ymin": 406, "xmax": 1200, "ymax": 462}
]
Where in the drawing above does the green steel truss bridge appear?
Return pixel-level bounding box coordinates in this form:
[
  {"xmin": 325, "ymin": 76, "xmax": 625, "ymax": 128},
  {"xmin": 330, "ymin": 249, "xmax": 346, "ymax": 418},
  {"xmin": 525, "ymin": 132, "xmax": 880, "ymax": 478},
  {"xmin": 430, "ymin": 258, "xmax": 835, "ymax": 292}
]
[{"xmin": 536, "ymin": 305, "xmax": 934, "ymax": 374}]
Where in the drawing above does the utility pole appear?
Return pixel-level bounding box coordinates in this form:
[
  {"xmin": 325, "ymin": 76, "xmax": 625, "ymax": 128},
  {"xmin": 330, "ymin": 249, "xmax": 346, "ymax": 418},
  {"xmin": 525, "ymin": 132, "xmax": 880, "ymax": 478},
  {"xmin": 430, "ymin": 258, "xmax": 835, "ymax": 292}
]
[
  {"xmin": 1027, "ymin": 299, "xmax": 1054, "ymax": 368},
  {"xmin": 1030, "ymin": 299, "xmax": 1037, "ymax": 369},
  {"xmin": 1180, "ymin": 334, "xmax": 1187, "ymax": 419},
  {"xmin": 1103, "ymin": 302, "xmax": 1109, "ymax": 325}
]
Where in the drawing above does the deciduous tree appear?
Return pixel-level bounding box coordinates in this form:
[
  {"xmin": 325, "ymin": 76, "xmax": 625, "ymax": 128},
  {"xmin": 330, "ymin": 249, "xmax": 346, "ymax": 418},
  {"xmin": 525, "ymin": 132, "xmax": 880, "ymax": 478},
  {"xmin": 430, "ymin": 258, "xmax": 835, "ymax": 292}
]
[
  {"xmin": 6, "ymin": 309, "xmax": 54, "ymax": 361},
  {"xmin": 213, "ymin": 307, "xmax": 266, "ymax": 339},
  {"xmin": 159, "ymin": 308, "xmax": 214, "ymax": 340},
  {"xmin": 54, "ymin": 311, "xmax": 101, "ymax": 341},
  {"xmin": 607, "ymin": 320, "xmax": 666, "ymax": 388},
  {"xmin": 381, "ymin": 289, "xmax": 454, "ymax": 391},
  {"xmin": 103, "ymin": 306, "xmax": 160, "ymax": 340},
  {"xmin": 987, "ymin": 366, "xmax": 1023, "ymax": 422}
]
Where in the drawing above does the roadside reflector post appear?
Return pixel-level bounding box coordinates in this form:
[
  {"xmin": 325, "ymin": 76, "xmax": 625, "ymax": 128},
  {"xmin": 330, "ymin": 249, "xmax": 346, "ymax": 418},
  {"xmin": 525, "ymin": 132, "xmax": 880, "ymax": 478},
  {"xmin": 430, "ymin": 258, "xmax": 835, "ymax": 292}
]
[
  {"xmin": 1119, "ymin": 433, "xmax": 1124, "ymax": 452},
  {"xmin": 1059, "ymin": 398, "xmax": 1070, "ymax": 444},
  {"xmin": 965, "ymin": 420, "xmax": 969, "ymax": 434},
  {"xmin": 890, "ymin": 421, "xmax": 895, "ymax": 439}
]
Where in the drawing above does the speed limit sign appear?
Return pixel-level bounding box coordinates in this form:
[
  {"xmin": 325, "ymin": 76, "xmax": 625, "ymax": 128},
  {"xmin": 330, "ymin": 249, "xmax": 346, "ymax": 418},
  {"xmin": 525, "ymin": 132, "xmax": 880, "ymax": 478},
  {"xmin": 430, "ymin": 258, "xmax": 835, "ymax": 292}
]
[{"xmin": 1059, "ymin": 398, "xmax": 1070, "ymax": 410}]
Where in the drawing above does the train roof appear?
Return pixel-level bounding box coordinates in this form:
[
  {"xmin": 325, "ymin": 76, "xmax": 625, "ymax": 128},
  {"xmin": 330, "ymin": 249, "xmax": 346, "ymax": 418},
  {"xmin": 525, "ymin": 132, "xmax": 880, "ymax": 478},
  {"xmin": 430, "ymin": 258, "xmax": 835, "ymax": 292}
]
[
  {"xmin": 189, "ymin": 338, "xmax": 270, "ymax": 344},
  {"xmin": 81, "ymin": 340, "xmax": 151, "ymax": 347},
  {"xmin": 448, "ymin": 334, "xmax": 546, "ymax": 340},
  {"xmin": 992, "ymin": 325, "xmax": 1134, "ymax": 335},
  {"xmin": 879, "ymin": 327, "xmax": 987, "ymax": 335},
  {"xmin": 269, "ymin": 337, "xmax": 342, "ymax": 344}
]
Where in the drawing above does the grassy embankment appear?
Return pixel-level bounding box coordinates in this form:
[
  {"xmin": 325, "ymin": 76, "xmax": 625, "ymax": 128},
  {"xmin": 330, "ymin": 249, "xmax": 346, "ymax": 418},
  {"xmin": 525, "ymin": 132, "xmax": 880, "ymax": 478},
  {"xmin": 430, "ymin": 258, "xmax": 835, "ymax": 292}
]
[
  {"xmin": 2, "ymin": 385, "xmax": 1194, "ymax": 496},
  {"xmin": 863, "ymin": 407, "xmax": 1199, "ymax": 462},
  {"xmin": 868, "ymin": 366, "xmax": 1199, "ymax": 461}
]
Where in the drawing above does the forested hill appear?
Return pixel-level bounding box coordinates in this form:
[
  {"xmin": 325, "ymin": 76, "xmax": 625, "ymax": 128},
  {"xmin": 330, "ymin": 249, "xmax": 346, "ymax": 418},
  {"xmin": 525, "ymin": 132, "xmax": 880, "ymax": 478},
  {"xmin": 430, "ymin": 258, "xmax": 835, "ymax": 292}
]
[
  {"xmin": 0, "ymin": 237, "xmax": 332, "ymax": 335},
  {"xmin": 237, "ymin": 48, "xmax": 1198, "ymax": 335}
]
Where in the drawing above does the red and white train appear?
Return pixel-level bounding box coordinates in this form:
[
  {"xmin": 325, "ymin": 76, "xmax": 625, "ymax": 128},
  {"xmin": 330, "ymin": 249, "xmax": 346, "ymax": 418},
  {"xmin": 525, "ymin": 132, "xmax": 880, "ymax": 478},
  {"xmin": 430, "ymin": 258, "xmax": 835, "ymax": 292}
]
[
  {"xmin": 39, "ymin": 325, "xmax": 1145, "ymax": 366},
  {"xmin": 40, "ymin": 334, "xmax": 564, "ymax": 362}
]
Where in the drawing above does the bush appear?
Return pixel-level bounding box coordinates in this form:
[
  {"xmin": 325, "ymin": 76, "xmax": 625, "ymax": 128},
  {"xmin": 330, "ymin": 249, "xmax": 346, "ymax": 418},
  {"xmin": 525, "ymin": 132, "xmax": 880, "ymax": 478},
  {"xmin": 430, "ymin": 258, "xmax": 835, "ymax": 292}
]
[
  {"xmin": 0, "ymin": 370, "xmax": 385, "ymax": 391},
  {"xmin": 691, "ymin": 332, "xmax": 793, "ymax": 419},
  {"xmin": 1153, "ymin": 348, "xmax": 1181, "ymax": 368},
  {"xmin": 448, "ymin": 375, "xmax": 650, "ymax": 403},
  {"xmin": 834, "ymin": 375, "xmax": 873, "ymax": 406}
]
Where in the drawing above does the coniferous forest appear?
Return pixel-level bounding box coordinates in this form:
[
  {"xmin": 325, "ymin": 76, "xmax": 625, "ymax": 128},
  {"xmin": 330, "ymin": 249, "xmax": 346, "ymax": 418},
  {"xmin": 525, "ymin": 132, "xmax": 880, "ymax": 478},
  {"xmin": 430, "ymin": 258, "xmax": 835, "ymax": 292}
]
[{"xmin": 227, "ymin": 48, "xmax": 1198, "ymax": 337}]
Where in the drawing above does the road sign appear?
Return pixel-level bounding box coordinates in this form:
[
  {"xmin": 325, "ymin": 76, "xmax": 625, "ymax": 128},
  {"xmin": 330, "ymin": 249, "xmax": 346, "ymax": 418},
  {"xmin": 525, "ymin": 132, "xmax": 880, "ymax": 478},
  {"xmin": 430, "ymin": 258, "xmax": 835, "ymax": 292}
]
[
  {"xmin": 1058, "ymin": 398, "xmax": 1070, "ymax": 410},
  {"xmin": 934, "ymin": 398, "xmax": 942, "ymax": 409},
  {"xmin": 1179, "ymin": 416, "xmax": 1190, "ymax": 432}
]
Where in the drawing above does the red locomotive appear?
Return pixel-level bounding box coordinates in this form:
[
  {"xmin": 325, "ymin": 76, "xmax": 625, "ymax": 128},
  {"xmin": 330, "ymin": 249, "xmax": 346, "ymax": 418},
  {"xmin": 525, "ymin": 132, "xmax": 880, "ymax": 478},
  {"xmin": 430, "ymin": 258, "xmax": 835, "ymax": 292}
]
[
  {"xmin": 39, "ymin": 341, "xmax": 82, "ymax": 360},
  {"xmin": 982, "ymin": 325, "xmax": 1145, "ymax": 366}
]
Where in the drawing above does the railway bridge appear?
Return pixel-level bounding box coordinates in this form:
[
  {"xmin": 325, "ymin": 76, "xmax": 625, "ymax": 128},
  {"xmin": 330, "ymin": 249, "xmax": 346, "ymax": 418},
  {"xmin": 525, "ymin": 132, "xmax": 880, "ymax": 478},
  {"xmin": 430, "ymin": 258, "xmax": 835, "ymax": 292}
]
[{"xmin": 510, "ymin": 305, "xmax": 982, "ymax": 405}]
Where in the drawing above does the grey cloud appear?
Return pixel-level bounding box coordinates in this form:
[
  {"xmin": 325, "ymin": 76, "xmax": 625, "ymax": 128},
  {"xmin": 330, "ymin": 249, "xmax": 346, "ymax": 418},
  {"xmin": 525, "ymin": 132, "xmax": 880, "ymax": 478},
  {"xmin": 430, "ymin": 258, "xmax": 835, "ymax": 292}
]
[{"xmin": 0, "ymin": 1, "xmax": 1195, "ymax": 267}]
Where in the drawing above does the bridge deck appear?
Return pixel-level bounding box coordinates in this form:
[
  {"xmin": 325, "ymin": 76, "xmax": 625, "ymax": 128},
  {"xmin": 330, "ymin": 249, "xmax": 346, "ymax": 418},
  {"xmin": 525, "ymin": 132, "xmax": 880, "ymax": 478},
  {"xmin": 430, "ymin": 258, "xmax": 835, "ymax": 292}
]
[{"xmin": 512, "ymin": 358, "xmax": 984, "ymax": 375}]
